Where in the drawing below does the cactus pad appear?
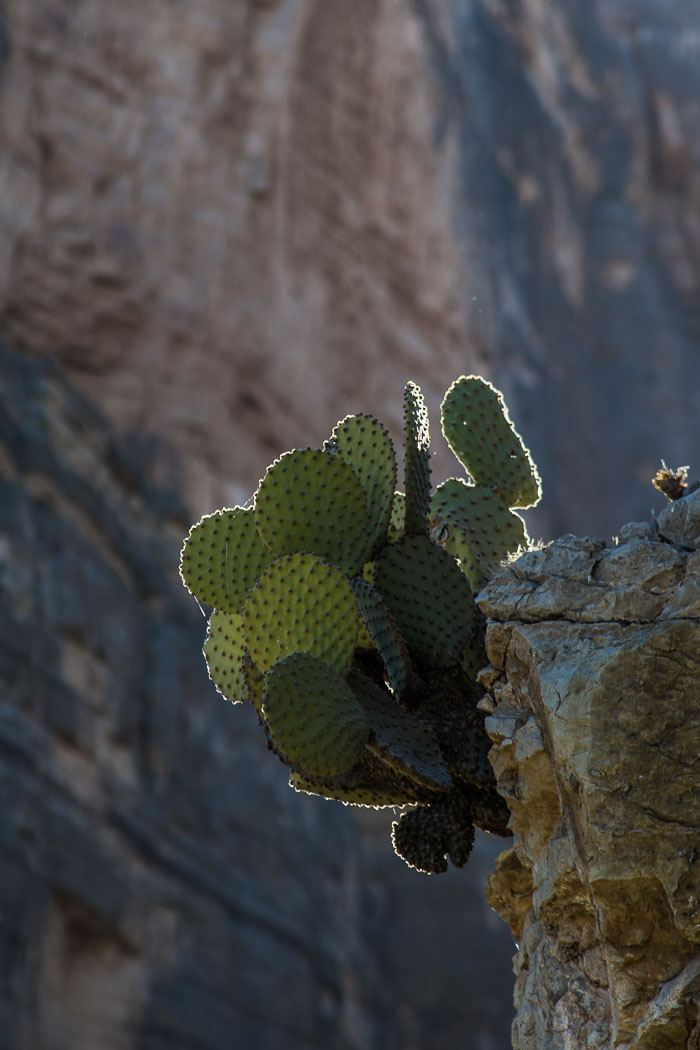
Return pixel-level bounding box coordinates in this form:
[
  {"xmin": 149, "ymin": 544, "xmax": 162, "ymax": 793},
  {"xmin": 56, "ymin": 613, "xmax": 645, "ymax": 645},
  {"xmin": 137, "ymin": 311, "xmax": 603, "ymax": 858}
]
[
  {"xmin": 374, "ymin": 535, "xmax": 473, "ymax": 667},
  {"xmin": 431, "ymin": 479, "xmax": 527, "ymax": 585},
  {"xmin": 350, "ymin": 577, "xmax": 411, "ymax": 699},
  {"xmin": 349, "ymin": 670, "xmax": 452, "ymax": 790},
  {"xmin": 180, "ymin": 507, "xmax": 274, "ymax": 612},
  {"xmin": 441, "ymin": 376, "xmax": 541, "ymax": 508},
  {"xmin": 254, "ymin": 448, "xmax": 371, "ymax": 576},
  {"xmin": 243, "ymin": 552, "xmax": 360, "ymax": 674},
  {"xmin": 388, "ymin": 490, "xmax": 405, "ymax": 542},
  {"xmin": 242, "ymin": 648, "xmax": 265, "ymax": 715},
  {"xmin": 262, "ymin": 652, "xmax": 369, "ymax": 777},
  {"xmin": 329, "ymin": 414, "xmax": 397, "ymax": 555},
  {"xmin": 203, "ymin": 611, "xmax": 248, "ymax": 703},
  {"xmin": 403, "ymin": 382, "xmax": 431, "ymax": 535},
  {"xmin": 392, "ymin": 795, "xmax": 475, "ymax": 874},
  {"xmin": 289, "ymin": 770, "xmax": 416, "ymax": 808}
]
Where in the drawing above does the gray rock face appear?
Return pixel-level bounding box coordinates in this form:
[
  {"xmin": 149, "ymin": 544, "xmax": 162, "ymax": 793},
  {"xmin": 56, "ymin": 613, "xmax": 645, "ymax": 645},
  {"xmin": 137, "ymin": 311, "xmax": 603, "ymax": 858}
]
[
  {"xmin": 479, "ymin": 492, "xmax": 700, "ymax": 1049},
  {"xmin": 413, "ymin": 0, "xmax": 700, "ymax": 539},
  {"xmin": 0, "ymin": 342, "xmax": 394, "ymax": 1050}
]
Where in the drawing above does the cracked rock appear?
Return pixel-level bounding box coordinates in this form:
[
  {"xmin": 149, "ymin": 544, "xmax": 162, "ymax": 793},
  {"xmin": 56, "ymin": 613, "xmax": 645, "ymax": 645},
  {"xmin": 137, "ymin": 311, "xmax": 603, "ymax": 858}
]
[{"xmin": 481, "ymin": 491, "xmax": 700, "ymax": 1050}]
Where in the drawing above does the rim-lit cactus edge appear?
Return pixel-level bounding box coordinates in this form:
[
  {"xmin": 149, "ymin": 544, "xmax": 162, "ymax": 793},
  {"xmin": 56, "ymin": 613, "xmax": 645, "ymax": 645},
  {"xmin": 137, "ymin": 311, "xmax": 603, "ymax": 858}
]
[{"xmin": 180, "ymin": 377, "xmax": 542, "ymax": 874}]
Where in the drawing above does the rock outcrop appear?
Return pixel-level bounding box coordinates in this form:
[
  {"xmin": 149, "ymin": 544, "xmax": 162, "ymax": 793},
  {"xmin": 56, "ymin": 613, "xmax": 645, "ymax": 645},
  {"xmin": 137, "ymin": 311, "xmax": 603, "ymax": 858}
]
[{"xmin": 480, "ymin": 491, "xmax": 700, "ymax": 1049}]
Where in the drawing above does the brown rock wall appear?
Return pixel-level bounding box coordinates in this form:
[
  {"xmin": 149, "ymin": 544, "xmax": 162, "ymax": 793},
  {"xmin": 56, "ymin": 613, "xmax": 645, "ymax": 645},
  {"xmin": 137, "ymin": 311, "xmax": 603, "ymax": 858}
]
[
  {"xmin": 480, "ymin": 492, "xmax": 700, "ymax": 1049},
  {"xmin": 0, "ymin": 0, "xmax": 473, "ymax": 513}
]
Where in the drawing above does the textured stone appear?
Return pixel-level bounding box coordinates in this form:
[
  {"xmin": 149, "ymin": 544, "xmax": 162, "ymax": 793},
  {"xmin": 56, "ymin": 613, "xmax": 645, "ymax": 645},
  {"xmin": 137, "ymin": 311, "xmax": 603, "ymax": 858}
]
[
  {"xmin": 481, "ymin": 498, "xmax": 700, "ymax": 1049},
  {"xmin": 1, "ymin": 1, "xmax": 699, "ymax": 540}
]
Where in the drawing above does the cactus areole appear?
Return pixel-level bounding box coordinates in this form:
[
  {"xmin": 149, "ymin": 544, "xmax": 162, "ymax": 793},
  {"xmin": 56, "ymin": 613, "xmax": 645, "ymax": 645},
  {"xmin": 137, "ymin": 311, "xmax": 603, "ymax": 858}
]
[{"xmin": 180, "ymin": 377, "xmax": 542, "ymax": 873}]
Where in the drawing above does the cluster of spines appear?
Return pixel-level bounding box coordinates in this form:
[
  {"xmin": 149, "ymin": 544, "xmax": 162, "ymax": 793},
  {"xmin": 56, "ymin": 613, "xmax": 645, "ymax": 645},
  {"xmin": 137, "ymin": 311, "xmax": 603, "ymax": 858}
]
[{"xmin": 181, "ymin": 377, "xmax": 540, "ymax": 873}]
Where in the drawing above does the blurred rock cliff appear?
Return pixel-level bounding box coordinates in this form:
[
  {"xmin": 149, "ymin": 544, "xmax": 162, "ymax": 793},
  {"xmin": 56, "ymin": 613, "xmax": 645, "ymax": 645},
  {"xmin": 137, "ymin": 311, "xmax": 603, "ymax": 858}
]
[{"xmin": 0, "ymin": 1, "xmax": 698, "ymax": 1048}]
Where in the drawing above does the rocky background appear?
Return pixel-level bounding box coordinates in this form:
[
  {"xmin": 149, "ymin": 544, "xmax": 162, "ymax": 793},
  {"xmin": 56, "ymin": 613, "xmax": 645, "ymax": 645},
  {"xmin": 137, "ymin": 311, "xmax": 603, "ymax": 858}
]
[{"xmin": 0, "ymin": 1, "xmax": 698, "ymax": 1048}]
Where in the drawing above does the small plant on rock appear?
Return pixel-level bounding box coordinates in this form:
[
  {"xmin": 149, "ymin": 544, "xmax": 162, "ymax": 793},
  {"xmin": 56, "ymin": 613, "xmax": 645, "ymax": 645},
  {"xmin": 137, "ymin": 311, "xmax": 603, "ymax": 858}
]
[{"xmin": 180, "ymin": 376, "xmax": 541, "ymax": 873}]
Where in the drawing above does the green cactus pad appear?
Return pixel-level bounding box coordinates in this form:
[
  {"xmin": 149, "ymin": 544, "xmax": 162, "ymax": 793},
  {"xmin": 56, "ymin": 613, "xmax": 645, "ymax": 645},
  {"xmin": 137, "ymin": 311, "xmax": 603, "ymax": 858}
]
[
  {"xmin": 430, "ymin": 479, "xmax": 528, "ymax": 585},
  {"xmin": 429, "ymin": 512, "xmax": 482, "ymax": 591},
  {"xmin": 403, "ymin": 382, "xmax": 431, "ymax": 535},
  {"xmin": 350, "ymin": 577, "xmax": 411, "ymax": 699},
  {"xmin": 254, "ymin": 448, "xmax": 370, "ymax": 576},
  {"xmin": 441, "ymin": 376, "xmax": 541, "ymax": 508},
  {"xmin": 349, "ymin": 671, "xmax": 452, "ymax": 790},
  {"xmin": 388, "ymin": 490, "xmax": 405, "ymax": 542},
  {"xmin": 374, "ymin": 535, "xmax": 473, "ymax": 667},
  {"xmin": 289, "ymin": 770, "xmax": 415, "ymax": 808},
  {"xmin": 203, "ymin": 611, "xmax": 248, "ymax": 703},
  {"xmin": 180, "ymin": 507, "xmax": 274, "ymax": 612},
  {"xmin": 243, "ymin": 552, "xmax": 360, "ymax": 674},
  {"xmin": 262, "ymin": 652, "xmax": 369, "ymax": 777},
  {"xmin": 242, "ymin": 648, "xmax": 265, "ymax": 715},
  {"xmin": 329, "ymin": 414, "xmax": 397, "ymax": 555}
]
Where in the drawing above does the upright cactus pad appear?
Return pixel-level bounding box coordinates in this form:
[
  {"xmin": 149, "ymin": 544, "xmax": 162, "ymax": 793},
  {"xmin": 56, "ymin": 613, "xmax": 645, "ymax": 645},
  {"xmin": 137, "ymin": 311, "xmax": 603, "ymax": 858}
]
[
  {"xmin": 374, "ymin": 535, "xmax": 473, "ymax": 667},
  {"xmin": 180, "ymin": 507, "xmax": 274, "ymax": 612},
  {"xmin": 262, "ymin": 652, "xmax": 370, "ymax": 778},
  {"xmin": 430, "ymin": 479, "xmax": 528, "ymax": 587},
  {"xmin": 203, "ymin": 611, "xmax": 248, "ymax": 703},
  {"xmin": 243, "ymin": 552, "xmax": 360, "ymax": 674},
  {"xmin": 441, "ymin": 376, "xmax": 541, "ymax": 508},
  {"xmin": 329, "ymin": 414, "xmax": 397, "ymax": 556},
  {"xmin": 403, "ymin": 382, "xmax": 431, "ymax": 535},
  {"xmin": 350, "ymin": 576, "xmax": 411, "ymax": 700},
  {"xmin": 181, "ymin": 373, "xmax": 542, "ymax": 874},
  {"xmin": 254, "ymin": 448, "xmax": 371, "ymax": 576},
  {"xmin": 388, "ymin": 490, "xmax": 405, "ymax": 542}
]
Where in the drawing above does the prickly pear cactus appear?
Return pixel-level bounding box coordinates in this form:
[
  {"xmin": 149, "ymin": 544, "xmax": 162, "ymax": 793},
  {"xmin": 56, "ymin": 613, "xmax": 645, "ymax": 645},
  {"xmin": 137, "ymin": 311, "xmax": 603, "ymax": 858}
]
[{"xmin": 180, "ymin": 376, "xmax": 542, "ymax": 874}]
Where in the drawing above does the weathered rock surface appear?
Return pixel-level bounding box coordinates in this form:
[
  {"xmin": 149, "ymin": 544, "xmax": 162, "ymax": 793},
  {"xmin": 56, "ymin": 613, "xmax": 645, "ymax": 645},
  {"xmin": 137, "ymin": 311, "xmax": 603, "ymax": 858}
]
[
  {"xmin": 1, "ymin": 1, "xmax": 699, "ymax": 537},
  {"xmin": 480, "ymin": 491, "xmax": 700, "ymax": 1049},
  {"xmin": 0, "ymin": 341, "xmax": 395, "ymax": 1050},
  {"xmin": 0, "ymin": 0, "xmax": 472, "ymax": 513}
]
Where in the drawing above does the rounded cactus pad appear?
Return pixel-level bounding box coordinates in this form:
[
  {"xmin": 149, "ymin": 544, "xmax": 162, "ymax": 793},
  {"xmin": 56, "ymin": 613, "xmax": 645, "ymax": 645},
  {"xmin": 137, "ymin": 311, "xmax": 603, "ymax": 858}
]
[
  {"xmin": 374, "ymin": 536, "xmax": 473, "ymax": 667},
  {"xmin": 203, "ymin": 611, "xmax": 248, "ymax": 703},
  {"xmin": 392, "ymin": 796, "xmax": 475, "ymax": 874},
  {"xmin": 441, "ymin": 376, "xmax": 542, "ymax": 508},
  {"xmin": 349, "ymin": 670, "xmax": 452, "ymax": 790},
  {"xmin": 262, "ymin": 652, "xmax": 370, "ymax": 777},
  {"xmin": 254, "ymin": 448, "xmax": 370, "ymax": 576},
  {"xmin": 289, "ymin": 770, "xmax": 416, "ymax": 808},
  {"xmin": 350, "ymin": 577, "xmax": 411, "ymax": 699},
  {"xmin": 431, "ymin": 479, "xmax": 528, "ymax": 584},
  {"xmin": 330, "ymin": 414, "xmax": 397, "ymax": 555},
  {"xmin": 403, "ymin": 382, "xmax": 431, "ymax": 535},
  {"xmin": 180, "ymin": 507, "xmax": 274, "ymax": 612},
  {"xmin": 391, "ymin": 806, "xmax": 449, "ymax": 874},
  {"xmin": 242, "ymin": 552, "xmax": 360, "ymax": 674}
]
